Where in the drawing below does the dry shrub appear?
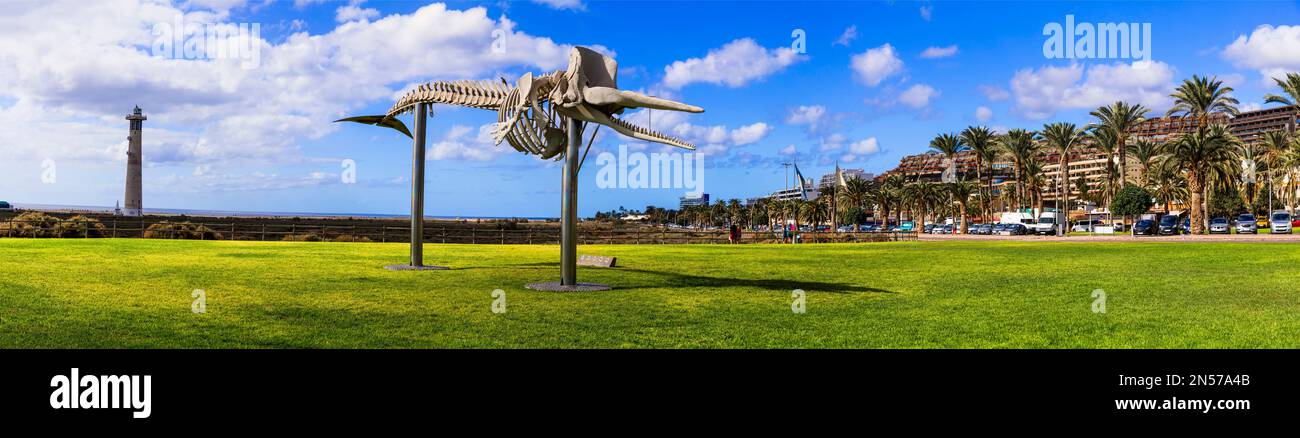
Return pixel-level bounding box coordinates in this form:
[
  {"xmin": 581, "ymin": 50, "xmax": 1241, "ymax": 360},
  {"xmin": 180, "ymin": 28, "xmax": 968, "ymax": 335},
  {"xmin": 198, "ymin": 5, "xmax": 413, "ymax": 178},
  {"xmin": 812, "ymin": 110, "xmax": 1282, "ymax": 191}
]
[
  {"xmin": 144, "ymin": 221, "xmax": 224, "ymax": 240},
  {"xmin": 3, "ymin": 212, "xmax": 63, "ymax": 237},
  {"xmin": 330, "ymin": 234, "xmax": 372, "ymax": 243},
  {"xmin": 282, "ymin": 233, "xmax": 323, "ymax": 242},
  {"xmin": 53, "ymin": 215, "xmax": 108, "ymax": 238}
]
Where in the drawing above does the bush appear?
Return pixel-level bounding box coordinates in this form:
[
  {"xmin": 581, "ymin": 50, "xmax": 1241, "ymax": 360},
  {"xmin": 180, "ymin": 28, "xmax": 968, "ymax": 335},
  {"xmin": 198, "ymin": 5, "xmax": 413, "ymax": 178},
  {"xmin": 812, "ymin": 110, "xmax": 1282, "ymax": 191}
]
[
  {"xmin": 53, "ymin": 215, "xmax": 108, "ymax": 238},
  {"xmin": 330, "ymin": 234, "xmax": 372, "ymax": 243},
  {"xmin": 282, "ymin": 233, "xmax": 323, "ymax": 242},
  {"xmin": 144, "ymin": 221, "xmax": 223, "ymax": 240},
  {"xmin": 3, "ymin": 212, "xmax": 64, "ymax": 237},
  {"xmin": 1110, "ymin": 185, "xmax": 1154, "ymax": 217}
]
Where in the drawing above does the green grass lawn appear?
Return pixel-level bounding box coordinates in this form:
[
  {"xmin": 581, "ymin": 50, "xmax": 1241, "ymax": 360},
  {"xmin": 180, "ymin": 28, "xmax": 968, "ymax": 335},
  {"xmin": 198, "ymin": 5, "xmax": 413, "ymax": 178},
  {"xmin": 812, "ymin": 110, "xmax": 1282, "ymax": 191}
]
[{"xmin": 2, "ymin": 238, "xmax": 1299, "ymax": 348}]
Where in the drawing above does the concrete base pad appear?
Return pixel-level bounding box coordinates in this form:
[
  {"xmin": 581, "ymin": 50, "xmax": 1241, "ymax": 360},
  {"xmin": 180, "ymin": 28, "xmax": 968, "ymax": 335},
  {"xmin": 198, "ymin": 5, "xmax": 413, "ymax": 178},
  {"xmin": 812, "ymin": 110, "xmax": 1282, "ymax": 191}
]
[
  {"xmin": 525, "ymin": 282, "xmax": 612, "ymax": 291},
  {"xmin": 384, "ymin": 264, "xmax": 450, "ymax": 271}
]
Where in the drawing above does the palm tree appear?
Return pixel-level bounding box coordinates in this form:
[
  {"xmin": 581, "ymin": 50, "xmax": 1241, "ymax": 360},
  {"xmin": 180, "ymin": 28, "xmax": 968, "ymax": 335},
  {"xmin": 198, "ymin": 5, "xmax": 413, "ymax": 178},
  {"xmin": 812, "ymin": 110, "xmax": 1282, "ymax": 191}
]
[
  {"xmin": 1264, "ymin": 72, "xmax": 1300, "ymax": 106},
  {"xmin": 1090, "ymin": 101, "xmax": 1148, "ymax": 183},
  {"xmin": 1148, "ymin": 162, "xmax": 1190, "ymax": 214},
  {"xmin": 1279, "ymin": 139, "xmax": 1300, "ymax": 215},
  {"xmin": 960, "ymin": 126, "xmax": 995, "ymax": 222},
  {"xmin": 1235, "ymin": 140, "xmax": 1267, "ymax": 211},
  {"xmin": 1168, "ymin": 75, "xmax": 1240, "ymax": 123},
  {"xmin": 785, "ymin": 199, "xmax": 802, "ymax": 239},
  {"xmin": 1039, "ymin": 122, "xmax": 1087, "ymax": 235},
  {"xmin": 946, "ymin": 181, "xmax": 977, "ymax": 233},
  {"xmin": 1259, "ymin": 130, "xmax": 1293, "ymax": 213},
  {"xmin": 840, "ymin": 176, "xmax": 872, "ymax": 227},
  {"xmin": 1000, "ymin": 129, "xmax": 1038, "ymax": 211},
  {"xmin": 929, "ymin": 133, "xmax": 964, "ymax": 179},
  {"xmin": 1169, "ymin": 75, "xmax": 1241, "ymax": 228},
  {"xmin": 1072, "ymin": 177, "xmax": 1097, "ymax": 208},
  {"xmin": 749, "ymin": 198, "xmax": 767, "ymax": 230},
  {"xmin": 1157, "ymin": 124, "xmax": 1240, "ymax": 233},
  {"xmin": 1088, "ymin": 127, "xmax": 1121, "ymax": 203},
  {"xmin": 1126, "ymin": 139, "xmax": 1160, "ymax": 185},
  {"xmin": 905, "ymin": 183, "xmax": 936, "ymax": 231},
  {"xmin": 820, "ymin": 184, "xmax": 839, "ymax": 231},
  {"xmin": 881, "ymin": 174, "xmax": 905, "ymax": 228},
  {"xmin": 710, "ymin": 200, "xmax": 727, "ymax": 227},
  {"xmin": 1022, "ymin": 157, "xmax": 1048, "ymax": 216}
]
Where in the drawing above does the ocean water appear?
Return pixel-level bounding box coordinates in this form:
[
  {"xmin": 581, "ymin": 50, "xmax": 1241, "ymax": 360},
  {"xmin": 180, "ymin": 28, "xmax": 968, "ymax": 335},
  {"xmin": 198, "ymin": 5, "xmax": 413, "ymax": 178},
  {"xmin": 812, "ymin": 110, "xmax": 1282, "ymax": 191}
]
[{"xmin": 5, "ymin": 203, "xmax": 554, "ymax": 221}]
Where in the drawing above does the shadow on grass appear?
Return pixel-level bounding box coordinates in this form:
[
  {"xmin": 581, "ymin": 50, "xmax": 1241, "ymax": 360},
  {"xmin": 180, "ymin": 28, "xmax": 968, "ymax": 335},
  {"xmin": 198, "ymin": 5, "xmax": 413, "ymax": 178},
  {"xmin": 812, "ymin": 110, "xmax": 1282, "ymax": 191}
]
[{"xmin": 614, "ymin": 268, "xmax": 892, "ymax": 294}]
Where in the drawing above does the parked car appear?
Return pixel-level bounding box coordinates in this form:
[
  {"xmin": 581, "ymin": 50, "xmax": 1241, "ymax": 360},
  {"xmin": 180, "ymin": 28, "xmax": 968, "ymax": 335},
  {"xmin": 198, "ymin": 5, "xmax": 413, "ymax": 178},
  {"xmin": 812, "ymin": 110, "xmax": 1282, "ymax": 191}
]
[
  {"xmin": 942, "ymin": 224, "xmax": 955, "ymax": 234},
  {"xmin": 1236, "ymin": 214, "xmax": 1258, "ymax": 234},
  {"xmin": 1208, "ymin": 217, "xmax": 1231, "ymax": 234},
  {"xmin": 1001, "ymin": 223, "xmax": 1028, "ymax": 235},
  {"xmin": 1270, "ymin": 211, "xmax": 1292, "ymax": 234},
  {"xmin": 1157, "ymin": 215, "xmax": 1182, "ymax": 235},
  {"xmin": 977, "ymin": 223, "xmax": 993, "ymax": 235},
  {"xmin": 1132, "ymin": 219, "xmax": 1157, "ymax": 236},
  {"xmin": 897, "ymin": 221, "xmax": 915, "ymax": 232},
  {"xmin": 1181, "ymin": 217, "xmax": 1191, "ymax": 234},
  {"xmin": 923, "ymin": 224, "xmax": 936, "ymax": 234},
  {"xmin": 1071, "ymin": 219, "xmax": 1104, "ymax": 232}
]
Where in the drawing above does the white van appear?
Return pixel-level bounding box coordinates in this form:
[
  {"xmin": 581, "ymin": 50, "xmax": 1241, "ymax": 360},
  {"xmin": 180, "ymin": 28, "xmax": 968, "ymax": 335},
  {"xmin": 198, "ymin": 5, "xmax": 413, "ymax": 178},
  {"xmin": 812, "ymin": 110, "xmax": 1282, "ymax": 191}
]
[
  {"xmin": 999, "ymin": 212, "xmax": 1035, "ymax": 226},
  {"xmin": 1030, "ymin": 212, "xmax": 1064, "ymax": 235}
]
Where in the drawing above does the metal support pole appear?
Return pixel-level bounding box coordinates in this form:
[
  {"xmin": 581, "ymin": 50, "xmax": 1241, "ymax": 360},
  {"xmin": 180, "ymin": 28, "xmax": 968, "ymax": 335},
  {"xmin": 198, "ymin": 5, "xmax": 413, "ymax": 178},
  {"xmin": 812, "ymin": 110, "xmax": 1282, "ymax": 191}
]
[
  {"xmin": 560, "ymin": 118, "xmax": 581, "ymax": 285},
  {"xmin": 411, "ymin": 103, "xmax": 427, "ymax": 267}
]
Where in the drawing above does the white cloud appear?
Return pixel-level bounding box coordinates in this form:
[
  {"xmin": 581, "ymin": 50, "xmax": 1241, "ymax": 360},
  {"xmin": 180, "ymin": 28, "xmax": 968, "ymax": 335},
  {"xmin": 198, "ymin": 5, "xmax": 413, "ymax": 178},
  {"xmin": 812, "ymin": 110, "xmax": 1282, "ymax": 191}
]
[
  {"xmin": 1222, "ymin": 25, "xmax": 1300, "ymax": 82},
  {"xmin": 834, "ymin": 25, "xmax": 858, "ymax": 46},
  {"xmin": 0, "ymin": 1, "xmax": 590, "ymax": 167},
  {"xmin": 615, "ymin": 108, "xmax": 771, "ymax": 155},
  {"xmin": 427, "ymin": 124, "xmax": 504, "ymax": 161},
  {"xmin": 779, "ymin": 145, "xmax": 797, "ymax": 155},
  {"xmin": 848, "ymin": 138, "xmax": 880, "ymax": 155},
  {"xmin": 1009, "ymin": 61, "xmax": 1175, "ymax": 119},
  {"xmin": 531, "ymin": 0, "xmax": 586, "ymax": 10},
  {"xmin": 184, "ymin": 0, "xmax": 248, "ymax": 14},
  {"xmin": 920, "ymin": 6, "xmax": 932, "ymax": 21},
  {"xmin": 729, "ymin": 122, "xmax": 771, "ymax": 145},
  {"xmin": 975, "ymin": 106, "xmax": 993, "ymax": 122},
  {"xmin": 784, "ymin": 105, "xmax": 827, "ymax": 129},
  {"xmin": 839, "ymin": 137, "xmax": 881, "ymax": 163},
  {"xmin": 662, "ymin": 38, "xmax": 805, "ymax": 89},
  {"xmin": 850, "ymin": 43, "xmax": 904, "ymax": 87},
  {"xmin": 978, "ymin": 84, "xmax": 1010, "ymax": 101},
  {"xmin": 335, "ymin": 0, "xmax": 379, "ymax": 23},
  {"xmin": 898, "ymin": 84, "xmax": 939, "ymax": 108},
  {"xmin": 919, "ymin": 45, "xmax": 958, "ymax": 59},
  {"xmin": 157, "ymin": 169, "xmax": 347, "ymax": 192}
]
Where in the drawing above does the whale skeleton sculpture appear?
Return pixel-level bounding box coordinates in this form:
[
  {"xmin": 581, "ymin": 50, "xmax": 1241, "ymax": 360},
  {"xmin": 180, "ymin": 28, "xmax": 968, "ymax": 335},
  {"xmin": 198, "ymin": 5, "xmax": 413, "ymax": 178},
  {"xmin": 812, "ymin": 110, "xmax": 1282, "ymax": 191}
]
[{"xmin": 338, "ymin": 47, "xmax": 704, "ymax": 287}]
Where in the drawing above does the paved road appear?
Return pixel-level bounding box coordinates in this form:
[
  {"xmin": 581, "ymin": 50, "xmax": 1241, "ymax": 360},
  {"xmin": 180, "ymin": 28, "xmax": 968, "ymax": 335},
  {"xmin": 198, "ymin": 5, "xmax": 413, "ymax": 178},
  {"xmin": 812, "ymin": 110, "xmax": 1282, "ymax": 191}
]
[{"xmin": 921, "ymin": 233, "xmax": 1300, "ymax": 242}]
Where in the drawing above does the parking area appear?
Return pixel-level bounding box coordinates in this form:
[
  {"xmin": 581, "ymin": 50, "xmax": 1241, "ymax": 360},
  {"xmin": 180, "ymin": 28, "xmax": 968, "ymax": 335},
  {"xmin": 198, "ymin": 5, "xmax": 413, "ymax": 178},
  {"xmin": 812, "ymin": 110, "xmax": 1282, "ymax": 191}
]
[{"xmin": 922, "ymin": 232, "xmax": 1300, "ymax": 242}]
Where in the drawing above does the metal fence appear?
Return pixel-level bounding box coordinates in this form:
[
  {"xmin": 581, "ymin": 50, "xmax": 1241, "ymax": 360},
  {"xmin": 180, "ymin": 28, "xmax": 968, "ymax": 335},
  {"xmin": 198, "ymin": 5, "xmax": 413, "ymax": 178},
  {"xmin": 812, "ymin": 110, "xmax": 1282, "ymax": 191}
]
[{"xmin": 0, "ymin": 218, "xmax": 918, "ymax": 245}]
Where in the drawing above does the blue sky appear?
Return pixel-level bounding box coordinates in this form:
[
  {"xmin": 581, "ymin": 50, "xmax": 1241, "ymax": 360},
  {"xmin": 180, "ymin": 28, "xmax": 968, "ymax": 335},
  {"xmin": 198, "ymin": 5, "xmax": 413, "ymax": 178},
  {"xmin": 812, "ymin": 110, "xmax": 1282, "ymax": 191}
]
[{"xmin": 2, "ymin": 0, "xmax": 1298, "ymax": 217}]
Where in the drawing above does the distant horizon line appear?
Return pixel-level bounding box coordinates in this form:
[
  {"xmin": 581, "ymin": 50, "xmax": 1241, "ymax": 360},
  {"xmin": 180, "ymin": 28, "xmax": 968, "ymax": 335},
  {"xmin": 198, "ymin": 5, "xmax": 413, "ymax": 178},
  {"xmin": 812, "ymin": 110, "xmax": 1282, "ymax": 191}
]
[{"xmin": 4, "ymin": 202, "xmax": 558, "ymax": 221}]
